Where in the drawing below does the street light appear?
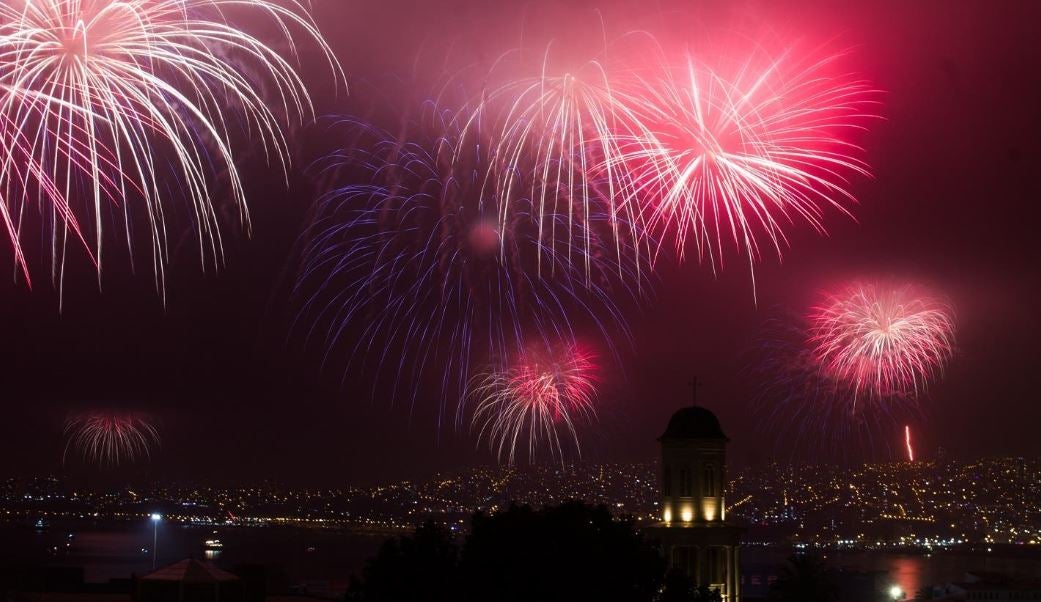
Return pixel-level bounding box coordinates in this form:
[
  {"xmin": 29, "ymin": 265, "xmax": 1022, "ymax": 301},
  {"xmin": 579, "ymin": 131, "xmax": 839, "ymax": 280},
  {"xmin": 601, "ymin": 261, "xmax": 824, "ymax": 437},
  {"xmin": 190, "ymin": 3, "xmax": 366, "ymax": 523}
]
[
  {"xmin": 150, "ymin": 513, "xmax": 162, "ymax": 570},
  {"xmin": 889, "ymin": 585, "xmax": 904, "ymax": 600}
]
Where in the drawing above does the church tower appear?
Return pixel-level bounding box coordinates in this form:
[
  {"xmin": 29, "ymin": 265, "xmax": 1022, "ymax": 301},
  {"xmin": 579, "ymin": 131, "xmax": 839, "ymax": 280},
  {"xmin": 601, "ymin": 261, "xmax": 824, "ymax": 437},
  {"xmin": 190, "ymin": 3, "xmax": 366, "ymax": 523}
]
[{"xmin": 651, "ymin": 403, "xmax": 742, "ymax": 601}]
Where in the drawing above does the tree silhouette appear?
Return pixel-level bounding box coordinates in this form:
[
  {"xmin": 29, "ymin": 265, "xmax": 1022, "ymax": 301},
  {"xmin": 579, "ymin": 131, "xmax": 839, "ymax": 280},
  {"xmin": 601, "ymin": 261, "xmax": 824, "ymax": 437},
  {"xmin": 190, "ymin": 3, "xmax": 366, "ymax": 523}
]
[
  {"xmin": 460, "ymin": 501, "xmax": 664, "ymax": 602},
  {"xmin": 346, "ymin": 521, "xmax": 459, "ymax": 602},
  {"xmin": 347, "ymin": 502, "xmax": 665, "ymax": 602},
  {"xmin": 768, "ymin": 554, "xmax": 838, "ymax": 602}
]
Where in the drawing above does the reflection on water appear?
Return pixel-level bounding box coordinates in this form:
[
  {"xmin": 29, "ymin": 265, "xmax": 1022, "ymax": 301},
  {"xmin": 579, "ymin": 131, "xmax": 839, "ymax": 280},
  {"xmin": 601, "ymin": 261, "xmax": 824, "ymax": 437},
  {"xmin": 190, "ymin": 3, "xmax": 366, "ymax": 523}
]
[
  {"xmin": 889, "ymin": 555, "xmax": 921, "ymax": 597},
  {"xmin": 832, "ymin": 549, "xmax": 1041, "ymax": 599}
]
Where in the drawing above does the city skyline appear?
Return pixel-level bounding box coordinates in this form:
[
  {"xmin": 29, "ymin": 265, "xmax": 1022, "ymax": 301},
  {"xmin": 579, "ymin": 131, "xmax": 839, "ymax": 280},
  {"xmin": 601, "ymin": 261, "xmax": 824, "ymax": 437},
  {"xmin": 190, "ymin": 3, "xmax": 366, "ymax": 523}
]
[{"xmin": 5, "ymin": 455, "xmax": 1039, "ymax": 549}]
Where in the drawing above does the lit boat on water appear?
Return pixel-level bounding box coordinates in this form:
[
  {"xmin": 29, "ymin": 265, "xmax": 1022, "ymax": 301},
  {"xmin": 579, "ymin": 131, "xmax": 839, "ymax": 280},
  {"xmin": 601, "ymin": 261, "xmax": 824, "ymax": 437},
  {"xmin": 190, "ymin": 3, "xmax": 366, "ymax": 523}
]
[{"xmin": 204, "ymin": 538, "xmax": 223, "ymax": 550}]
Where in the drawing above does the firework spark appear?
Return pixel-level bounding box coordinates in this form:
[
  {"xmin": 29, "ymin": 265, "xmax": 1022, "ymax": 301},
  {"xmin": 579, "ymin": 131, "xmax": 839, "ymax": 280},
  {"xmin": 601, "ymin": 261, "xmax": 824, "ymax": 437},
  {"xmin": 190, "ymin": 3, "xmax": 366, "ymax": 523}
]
[
  {"xmin": 613, "ymin": 50, "xmax": 880, "ymax": 287},
  {"xmin": 809, "ymin": 282, "xmax": 955, "ymax": 400},
  {"xmin": 0, "ymin": 0, "xmax": 340, "ymax": 294},
  {"xmin": 63, "ymin": 411, "xmax": 160, "ymax": 467},
  {"xmin": 293, "ymin": 114, "xmax": 639, "ymax": 420},
  {"xmin": 470, "ymin": 344, "xmax": 598, "ymax": 464}
]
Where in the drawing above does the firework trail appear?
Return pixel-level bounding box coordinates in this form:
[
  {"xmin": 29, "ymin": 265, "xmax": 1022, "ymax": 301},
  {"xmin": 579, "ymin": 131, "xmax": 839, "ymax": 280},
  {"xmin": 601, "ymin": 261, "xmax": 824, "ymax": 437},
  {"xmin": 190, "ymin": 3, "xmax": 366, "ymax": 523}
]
[
  {"xmin": 612, "ymin": 49, "xmax": 880, "ymax": 289},
  {"xmin": 904, "ymin": 425, "xmax": 914, "ymax": 462},
  {"xmin": 0, "ymin": 0, "xmax": 340, "ymax": 295},
  {"xmin": 470, "ymin": 343, "xmax": 598, "ymax": 464},
  {"xmin": 63, "ymin": 411, "xmax": 160, "ymax": 467},
  {"xmin": 293, "ymin": 110, "xmax": 641, "ymax": 423},
  {"xmin": 809, "ymin": 282, "xmax": 955, "ymax": 400}
]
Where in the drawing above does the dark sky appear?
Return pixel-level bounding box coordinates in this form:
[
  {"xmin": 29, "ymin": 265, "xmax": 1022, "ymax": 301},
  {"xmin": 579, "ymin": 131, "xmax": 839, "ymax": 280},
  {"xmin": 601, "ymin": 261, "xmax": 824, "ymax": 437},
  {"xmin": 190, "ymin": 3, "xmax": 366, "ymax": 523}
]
[{"xmin": 1, "ymin": 0, "xmax": 1039, "ymax": 485}]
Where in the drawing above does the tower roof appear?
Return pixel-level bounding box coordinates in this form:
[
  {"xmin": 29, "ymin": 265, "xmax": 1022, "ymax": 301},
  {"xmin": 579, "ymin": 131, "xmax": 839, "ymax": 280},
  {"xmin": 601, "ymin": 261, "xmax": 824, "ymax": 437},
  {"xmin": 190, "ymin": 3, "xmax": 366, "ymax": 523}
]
[
  {"xmin": 659, "ymin": 406, "xmax": 729, "ymax": 441},
  {"xmin": 141, "ymin": 559, "xmax": 239, "ymax": 583}
]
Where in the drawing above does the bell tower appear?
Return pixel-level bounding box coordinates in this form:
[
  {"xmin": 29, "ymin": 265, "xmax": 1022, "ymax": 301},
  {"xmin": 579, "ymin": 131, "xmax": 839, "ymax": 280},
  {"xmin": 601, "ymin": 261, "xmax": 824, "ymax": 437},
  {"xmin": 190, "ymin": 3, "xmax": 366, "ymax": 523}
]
[
  {"xmin": 660, "ymin": 406, "xmax": 728, "ymax": 524},
  {"xmin": 650, "ymin": 396, "xmax": 742, "ymax": 601}
]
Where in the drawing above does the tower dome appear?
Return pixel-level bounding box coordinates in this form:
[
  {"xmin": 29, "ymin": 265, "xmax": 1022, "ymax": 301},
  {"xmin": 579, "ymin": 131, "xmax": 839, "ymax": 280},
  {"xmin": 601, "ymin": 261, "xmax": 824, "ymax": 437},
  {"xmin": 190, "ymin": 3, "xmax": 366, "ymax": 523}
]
[{"xmin": 660, "ymin": 406, "xmax": 729, "ymax": 441}]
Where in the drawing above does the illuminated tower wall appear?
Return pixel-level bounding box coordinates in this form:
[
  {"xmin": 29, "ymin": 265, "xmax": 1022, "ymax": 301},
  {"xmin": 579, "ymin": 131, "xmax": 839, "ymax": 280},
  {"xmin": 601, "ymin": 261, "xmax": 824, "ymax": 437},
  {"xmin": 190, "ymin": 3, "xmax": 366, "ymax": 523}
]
[{"xmin": 661, "ymin": 432, "xmax": 726, "ymax": 524}]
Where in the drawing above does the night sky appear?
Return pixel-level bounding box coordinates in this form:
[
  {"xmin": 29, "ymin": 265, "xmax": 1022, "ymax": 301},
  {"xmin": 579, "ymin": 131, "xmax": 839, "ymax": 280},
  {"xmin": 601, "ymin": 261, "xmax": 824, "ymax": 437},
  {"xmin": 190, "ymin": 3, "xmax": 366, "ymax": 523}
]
[{"xmin": 1, "ymin": 0, "xmax": 1039, "ymax": 485}]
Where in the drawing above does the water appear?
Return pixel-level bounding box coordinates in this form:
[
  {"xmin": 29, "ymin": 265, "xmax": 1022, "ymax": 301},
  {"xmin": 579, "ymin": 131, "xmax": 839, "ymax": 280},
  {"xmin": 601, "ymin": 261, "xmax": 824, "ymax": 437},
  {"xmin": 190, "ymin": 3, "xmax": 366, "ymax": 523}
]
[
  {"xmin": 831, "ymin": 549, "xmax": 1041, "ymax": 596},
  {"xmin": 742, "ymin": 546, "xmax": 1041, "ymax": 599},
  {"xmin": 0, "ymin": 520, "xmax": 386, "ymax": 586}
]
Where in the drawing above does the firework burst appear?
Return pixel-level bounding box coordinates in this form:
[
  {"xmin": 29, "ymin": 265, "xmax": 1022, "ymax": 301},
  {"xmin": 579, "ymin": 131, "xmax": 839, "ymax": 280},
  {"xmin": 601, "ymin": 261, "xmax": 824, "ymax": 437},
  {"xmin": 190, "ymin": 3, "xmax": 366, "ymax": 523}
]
[
  {"xmin": 293, "ymin": 112, "xmax": 640, "ymax": 421},
  {"xmin": 809, "ymin": 282, "xmax": 955, "ymax": 400},
  {"xmin": 0, "ymin": 0, "xmax": 340, "ymax": 294},
  {"xmin": 613, "ymin": 50, "xmax": 880, "ymax": 287},
  {"xmin": 470, "ymin": 344, "xmax": 598, "ymax": 464},
  {"xmin": 749, "ymin": 313, "xmax": 921, "ymax": 461},
  {"xmin": 455, "ymin": 44, "xmax": 656, "ymax": 283},
  {"xmin": 63, "ymin": 411, "xmax": 160, "ymax": 467}
]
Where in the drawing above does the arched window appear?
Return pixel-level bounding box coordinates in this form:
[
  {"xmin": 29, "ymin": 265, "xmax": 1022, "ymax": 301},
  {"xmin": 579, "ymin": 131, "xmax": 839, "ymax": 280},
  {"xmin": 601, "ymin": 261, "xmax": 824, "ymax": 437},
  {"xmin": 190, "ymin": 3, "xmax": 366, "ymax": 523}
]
[
  {"xmin": 663, "ymin": 465, "xmax": 672, "ymax": 496},
  {"xmin": 679, "ymin": 467, "xmax": 690, "ymax": 496},
  {"xmin": 704, "ymin": 464, "xmax": 716, "ymax": 496}
]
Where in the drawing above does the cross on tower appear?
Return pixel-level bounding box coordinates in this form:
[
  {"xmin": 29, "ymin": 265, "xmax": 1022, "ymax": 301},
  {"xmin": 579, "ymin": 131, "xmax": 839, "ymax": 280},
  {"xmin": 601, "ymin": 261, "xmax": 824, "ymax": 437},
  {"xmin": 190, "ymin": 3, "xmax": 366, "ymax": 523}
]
[{"xmin": 688, "ymin": 376, "xmax": 700, "ymax": 407}]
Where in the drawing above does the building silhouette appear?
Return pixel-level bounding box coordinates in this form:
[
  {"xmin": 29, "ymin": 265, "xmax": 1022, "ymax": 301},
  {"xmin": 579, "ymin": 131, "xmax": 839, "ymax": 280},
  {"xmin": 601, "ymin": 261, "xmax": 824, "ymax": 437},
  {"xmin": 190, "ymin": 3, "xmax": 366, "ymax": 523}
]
[{"xmin": 649, "ymin": 404, "xmax": 743, "ymax": 601}]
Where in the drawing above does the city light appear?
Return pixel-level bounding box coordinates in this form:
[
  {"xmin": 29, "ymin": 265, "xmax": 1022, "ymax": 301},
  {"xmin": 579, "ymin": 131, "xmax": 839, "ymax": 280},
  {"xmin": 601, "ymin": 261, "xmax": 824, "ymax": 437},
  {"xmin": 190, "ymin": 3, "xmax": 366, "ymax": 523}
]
[{"xmin": 889, "ymin": 585, "xmax": 904, "ymax": 600}]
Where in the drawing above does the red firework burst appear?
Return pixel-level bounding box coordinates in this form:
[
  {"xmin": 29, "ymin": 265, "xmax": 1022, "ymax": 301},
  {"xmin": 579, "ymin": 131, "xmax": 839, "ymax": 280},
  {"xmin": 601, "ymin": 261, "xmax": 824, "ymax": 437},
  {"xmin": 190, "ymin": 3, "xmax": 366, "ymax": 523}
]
[
  {"xmin": 809, "ymin": 282, "xmax": 955, "ymax": 400},
  {"xmin": 63, "ymin": 411, "xmax": 160, "ymax": 467}
]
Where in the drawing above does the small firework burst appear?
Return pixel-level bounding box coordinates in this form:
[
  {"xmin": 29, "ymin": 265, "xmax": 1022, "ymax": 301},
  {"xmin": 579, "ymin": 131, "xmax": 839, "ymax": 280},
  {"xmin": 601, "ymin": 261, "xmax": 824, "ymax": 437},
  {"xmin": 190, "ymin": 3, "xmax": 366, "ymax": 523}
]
[
  {"xmin": 470, "ymin": 344, "xmax": 598, "ymax": 464},
  {"xmin": 64, "ymin": 411, "xmax": 160, "ymax": 467}
]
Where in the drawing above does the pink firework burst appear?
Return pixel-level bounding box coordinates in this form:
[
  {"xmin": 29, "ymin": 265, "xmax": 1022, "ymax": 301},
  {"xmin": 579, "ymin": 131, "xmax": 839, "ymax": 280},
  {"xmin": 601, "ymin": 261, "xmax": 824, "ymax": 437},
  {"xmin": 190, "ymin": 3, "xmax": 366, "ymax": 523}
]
[
  {"xmin": 63, "ymin": 411, "xmax": 160, "ymax": 467},
  {"xmin": 809, "ymin": 282, "xmax": 955, "ymax": 401},
  {"xmin": 0, "ymin": 0, "xmax": 341, "ymax": 295},
  {"xmin": 614, "ymin": 49, "xmax": 880, "ymax": 287},
  {"xmin": 470, "ymin": 345, "xmax": 598, "ymax": 464}
]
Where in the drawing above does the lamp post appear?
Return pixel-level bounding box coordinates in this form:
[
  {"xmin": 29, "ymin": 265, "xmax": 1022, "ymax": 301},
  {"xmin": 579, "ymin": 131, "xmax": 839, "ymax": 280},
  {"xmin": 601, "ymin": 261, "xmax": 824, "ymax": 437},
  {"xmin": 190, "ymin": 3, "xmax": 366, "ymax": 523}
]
[
  {"xmin": 150, "ymin": 513, "xmax": 162, "ymax": 569},
  {"xmin": 889, "ymin": 585, "xmax": 904, "ymax": 601}
]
